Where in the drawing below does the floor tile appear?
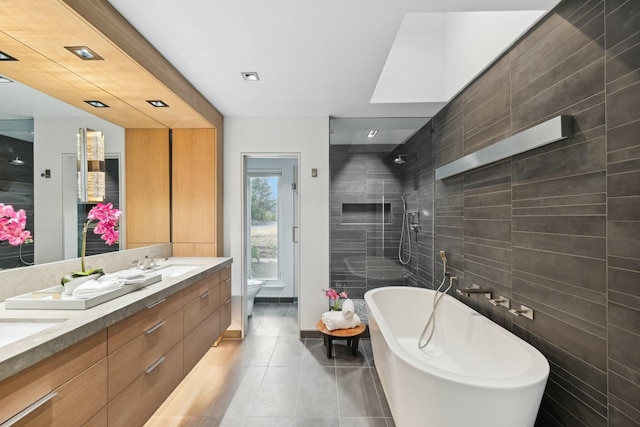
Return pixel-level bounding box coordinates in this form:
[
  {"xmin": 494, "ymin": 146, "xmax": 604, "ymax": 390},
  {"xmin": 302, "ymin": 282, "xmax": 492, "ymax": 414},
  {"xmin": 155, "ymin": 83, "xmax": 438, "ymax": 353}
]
[
  {"xmin": 155, "ymin": 366, "xmax": 231, "ymax": 417},
  {"xmin": 250, "ymin": 366, "xmax": 301, "ymax": 416},
  {"xmin": 269, "ymin": 336, "xmax": 305, "ymax": 366},
  {"xmin": 333, "ymin": 341, "xmax": 368, "ymax": 367},
  {"xmin": 207, "ymin": 337, "xmax": 277, "ymax": 367},
  {"xmin": 293, "ymin": 417, "xmax": 339, "ymax": 427},
  {"xmin": 340, "ymin": 417, "xmax": 388, "ymax": 427},
  {"xmin": 302, "ymin": 339, "xmax": 335, "ymax": 367},
  {"xmin": 148, "ymin": 303, "xmax": 394, "ymax": 427},
  {"xmin": 204, "ymin": 367, "xmax": 266, "ymax": 418},
  {"xmin": 336, "ymin": 367, "xmax": 384, "ymax": 417},
  {"xmin": 370, "ymin": 367, "xmax": 392, "ymax": 417},
  {"xmin": 295, "ymin": 366, "xmax": 338, "ymax": 416}
]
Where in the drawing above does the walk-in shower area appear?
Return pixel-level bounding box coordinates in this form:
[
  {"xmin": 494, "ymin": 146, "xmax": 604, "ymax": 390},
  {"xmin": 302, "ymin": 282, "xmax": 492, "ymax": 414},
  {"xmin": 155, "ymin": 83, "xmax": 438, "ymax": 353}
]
[{"xmin": 329, "ymin": 118, "xmax": 437, "ymax": 307}]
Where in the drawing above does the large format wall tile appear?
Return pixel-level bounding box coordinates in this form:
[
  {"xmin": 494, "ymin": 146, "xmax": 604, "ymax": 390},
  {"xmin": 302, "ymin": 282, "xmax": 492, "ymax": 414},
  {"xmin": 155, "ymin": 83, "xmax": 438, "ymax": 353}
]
[
  {"xmin": 606, "ymin": 1, "xmax": 640, "ymax": 424},
  {"xmin": 430, "ymin": 1, "xmax": 640, "ymax": 426}
]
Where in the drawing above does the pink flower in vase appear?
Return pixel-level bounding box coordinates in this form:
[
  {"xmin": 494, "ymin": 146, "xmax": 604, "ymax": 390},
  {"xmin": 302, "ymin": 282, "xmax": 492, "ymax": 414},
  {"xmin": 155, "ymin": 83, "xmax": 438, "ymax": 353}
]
[{"xmin": 323, "ymin": 287, "xmax": 349, "ymax": 311}]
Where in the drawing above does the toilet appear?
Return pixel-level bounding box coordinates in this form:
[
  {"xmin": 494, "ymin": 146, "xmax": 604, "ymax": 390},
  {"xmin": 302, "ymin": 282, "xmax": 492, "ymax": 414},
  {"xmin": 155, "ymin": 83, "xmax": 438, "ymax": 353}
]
[{"xmin": 246, "ymin": 280, "xmax": 263, "ymax": 316}]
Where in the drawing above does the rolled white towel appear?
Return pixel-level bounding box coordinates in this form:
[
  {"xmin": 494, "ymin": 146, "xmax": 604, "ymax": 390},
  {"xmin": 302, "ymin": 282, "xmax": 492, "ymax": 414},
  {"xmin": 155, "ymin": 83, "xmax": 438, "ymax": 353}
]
[
  {"xmin": 321, "ymin": 311, "xmax": 361, "ymax": 331},
  {"xmin": 72, "ymin": 279, "xmax": 124, "ymax": 299},
  {"xmin": 341, "ymin": 299, "xmax": 355, "ymax": 319}
]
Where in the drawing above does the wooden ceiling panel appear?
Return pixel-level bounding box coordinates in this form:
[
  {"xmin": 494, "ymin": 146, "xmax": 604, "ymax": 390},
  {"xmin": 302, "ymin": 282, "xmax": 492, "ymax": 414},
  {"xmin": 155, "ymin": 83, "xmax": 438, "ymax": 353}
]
[{"xmin": 0, "ymin": 0, "xmax": 219, "ymax": 129}]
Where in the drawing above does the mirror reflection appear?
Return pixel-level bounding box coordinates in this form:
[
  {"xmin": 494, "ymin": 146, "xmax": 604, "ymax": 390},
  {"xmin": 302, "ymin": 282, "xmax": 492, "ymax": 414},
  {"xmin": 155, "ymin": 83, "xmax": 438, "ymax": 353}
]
[{"xmin": 0, "ymin": 79, "xmax": 127, "ymax": 269}]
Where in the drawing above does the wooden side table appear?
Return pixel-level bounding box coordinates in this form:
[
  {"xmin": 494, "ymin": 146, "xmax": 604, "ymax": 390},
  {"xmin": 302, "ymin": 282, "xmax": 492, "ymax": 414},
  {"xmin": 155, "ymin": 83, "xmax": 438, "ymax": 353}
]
[{"xmin": 316, "ymin": 319, "xmax": 366, "ymax": 359}]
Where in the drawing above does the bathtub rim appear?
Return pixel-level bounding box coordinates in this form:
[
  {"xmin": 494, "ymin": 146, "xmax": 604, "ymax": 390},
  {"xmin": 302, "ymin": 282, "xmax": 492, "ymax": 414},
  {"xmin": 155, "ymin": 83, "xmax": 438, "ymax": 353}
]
[{"xmin": 365, "ymin": 286, "xmax": 550, "ymax": 389}]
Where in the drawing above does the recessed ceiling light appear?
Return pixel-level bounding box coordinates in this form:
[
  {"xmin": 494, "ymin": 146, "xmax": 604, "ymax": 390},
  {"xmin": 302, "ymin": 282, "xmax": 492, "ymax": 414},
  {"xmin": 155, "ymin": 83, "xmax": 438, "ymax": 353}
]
[
  {"xmin": 0, "ymin": 51, "xmax": 17, "ymax": 61},
  {"xmin": 241, "ymin": 72, "xmax": 260, "ymax": 81},
  {"xmin": 84, "ymin": 100, "xmax": 109, "ymax": 108},
  {"xmin": 147, "ymin": 100, "xmax": 169, "ymax": 107},
  {"xmin": 65, "ymin": 46, "xmax": 103, "ymax": 60},
  {"xmin": 0, "ymin": 75, "xmax": 13, "ymax": 83},
  {"xmin": 367, "ymin": 130, "xmax": 379, "ymax": 138}
]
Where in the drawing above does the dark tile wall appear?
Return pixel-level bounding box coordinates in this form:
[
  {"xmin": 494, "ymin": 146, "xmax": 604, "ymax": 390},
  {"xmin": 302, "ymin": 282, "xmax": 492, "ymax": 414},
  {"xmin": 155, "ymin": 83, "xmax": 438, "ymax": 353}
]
[
  {"xmin": 396, "ymin": 125, "xmax": 435, "ymax": 289},
  {"xmin": 329, "ymin": 145, "xmax": 405, "ymax": 298},
  {"xmin": 430, "ymin": 1, "xmax": 640, "ymax": 425},
  {"xmin": 0, "ymin": 135, "xmax": 34, "ymax": 269}
]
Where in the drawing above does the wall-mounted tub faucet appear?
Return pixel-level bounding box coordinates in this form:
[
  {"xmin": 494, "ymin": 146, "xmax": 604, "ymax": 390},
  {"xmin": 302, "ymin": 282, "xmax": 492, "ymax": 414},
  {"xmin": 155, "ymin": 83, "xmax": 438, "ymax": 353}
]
[{"xmin": 456, "ymin": 283, "xmax": 491, "ymax": 298}]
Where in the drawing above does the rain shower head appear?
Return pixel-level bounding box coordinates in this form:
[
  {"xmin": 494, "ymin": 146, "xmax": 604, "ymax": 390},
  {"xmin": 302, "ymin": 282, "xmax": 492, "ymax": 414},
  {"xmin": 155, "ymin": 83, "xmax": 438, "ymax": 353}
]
[{"xmin": 394, "ymin": 155, "xmax": 406, "ymax": 164}]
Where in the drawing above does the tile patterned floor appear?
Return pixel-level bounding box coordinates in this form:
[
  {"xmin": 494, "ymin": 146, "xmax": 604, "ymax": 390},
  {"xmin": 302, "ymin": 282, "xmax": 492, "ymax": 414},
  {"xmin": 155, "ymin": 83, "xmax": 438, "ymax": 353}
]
[{"xmin": 146, "ymin": 303, "xmax": 395, "ymax": 427}]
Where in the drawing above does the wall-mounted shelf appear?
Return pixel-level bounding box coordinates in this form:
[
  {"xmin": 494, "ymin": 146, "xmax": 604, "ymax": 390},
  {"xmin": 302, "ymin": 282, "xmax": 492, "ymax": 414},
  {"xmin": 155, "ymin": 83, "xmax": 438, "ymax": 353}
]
[{"xmin": 435, "ymin": 115, "xmax": 573, "ymax": 180}]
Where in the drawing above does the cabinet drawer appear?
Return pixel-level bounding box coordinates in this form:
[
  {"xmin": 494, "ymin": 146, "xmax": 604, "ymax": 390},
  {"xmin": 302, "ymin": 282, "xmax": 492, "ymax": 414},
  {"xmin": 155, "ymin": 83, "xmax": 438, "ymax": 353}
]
[
  {"xmin": 108, "ymin": 291, "xmax": 183, "ymax": 353},
  {"xmin": 220, "ymin": 265, "xmax": 231, "ymax": 282},
  {"xmin": 184, "ymin": 309, "xmax": 220, "ymax": 375},
  {"xmin": 0, "ymin": 331, "xmax": 107, "ymax": 425},
  {"xmin": 220, "ymin": 297, "xmax": 231, "ymax": 333},
  {"xmin": 184, "ymin": 281, "xmax": 220, "ymax": 334},
  {"xmin": 108, "ymin": 309, "xmax": 183, "ymax": 401},
  {"xmin": 220, "ymin": 275, "xmax": 231, "ymax": 303},
  {"xmin": 5, "ymin": 358, "xmax": 107, "ymax": 427},
  {"xmin": 108, "ymin": 341, "xmax": 183, "ymax": 427}
]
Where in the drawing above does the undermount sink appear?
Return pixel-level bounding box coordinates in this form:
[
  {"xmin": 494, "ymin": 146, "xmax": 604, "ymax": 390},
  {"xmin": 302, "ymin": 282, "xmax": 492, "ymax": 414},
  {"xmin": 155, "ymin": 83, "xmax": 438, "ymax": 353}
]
[
  {"xmin": 0, "ymin": 320, "xmax": 63, "ymax": 348},
  {"xmin": 155, "ymin": 264, "xmax": 201, "ymax": 278}
]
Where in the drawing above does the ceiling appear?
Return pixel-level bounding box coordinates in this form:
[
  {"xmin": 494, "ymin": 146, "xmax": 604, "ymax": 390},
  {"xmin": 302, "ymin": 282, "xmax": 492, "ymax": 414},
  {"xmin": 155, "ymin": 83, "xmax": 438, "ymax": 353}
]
[{"xmin": 0, "ymin": 0, "xmax": 560, "ymax": 146}]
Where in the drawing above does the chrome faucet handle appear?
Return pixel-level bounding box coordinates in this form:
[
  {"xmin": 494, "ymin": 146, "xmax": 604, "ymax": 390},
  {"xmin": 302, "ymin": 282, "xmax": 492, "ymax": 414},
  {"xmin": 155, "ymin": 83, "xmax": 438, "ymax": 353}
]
[
  {"xmin": 486, "ymin": 295, "xmax": 510, "ymax": 308},
  {"xmin": 508, "ymin": 305, "xmax": 534, "ymax": 320}
]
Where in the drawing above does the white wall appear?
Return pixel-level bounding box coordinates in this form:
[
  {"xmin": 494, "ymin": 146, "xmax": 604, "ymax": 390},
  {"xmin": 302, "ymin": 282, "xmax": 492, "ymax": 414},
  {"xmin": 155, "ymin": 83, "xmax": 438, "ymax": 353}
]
[
  {"xmin": 224, "ymin": 117, "xmax": 329, "ymax": 332},
  {"xmin": 444, "ymin": 11, "xmax": 546, "ymax": 97},
  {"xmin": 34, "ymin": 117, "xmax": 125, "ymax": 264}
]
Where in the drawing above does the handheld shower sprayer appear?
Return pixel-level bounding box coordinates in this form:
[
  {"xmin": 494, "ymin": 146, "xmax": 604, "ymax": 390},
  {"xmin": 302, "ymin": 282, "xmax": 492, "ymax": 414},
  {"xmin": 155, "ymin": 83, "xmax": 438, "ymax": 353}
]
[
  {"xmin": 439, "ymin": 250, "xmax": 448, "ymax": 276},
  {"xmin": 418, "ymin": 249, "xmax": 455, "ymax": 349}
]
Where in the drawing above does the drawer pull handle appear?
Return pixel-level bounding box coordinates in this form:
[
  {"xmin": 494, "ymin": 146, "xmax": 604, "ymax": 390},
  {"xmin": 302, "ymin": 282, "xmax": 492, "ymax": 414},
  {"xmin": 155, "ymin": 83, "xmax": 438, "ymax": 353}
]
[
  {"xmin": 147, "ymin": 298, "xmax": 166, "ymax": 309},
  {"xmin": 225, "ymin": 299, "xmax": 231, "ymax": 304},
  {"xmin": 145, "ymin": 356, "xmax": 166, "ymax": 374},
  {"xmin": 200, "ymin": 290, "xmax": 211, "ymax": 299},
  {"xmin": 145, "ymin": 320, "xmax": 167, "ymax": 335},
  {"xmin": 224, "ymin": 278, "xmax": 231, "ymax": 283},
  {"xmin": 2, "ymin": 391, "xmax": 57, "ymax": 426}
]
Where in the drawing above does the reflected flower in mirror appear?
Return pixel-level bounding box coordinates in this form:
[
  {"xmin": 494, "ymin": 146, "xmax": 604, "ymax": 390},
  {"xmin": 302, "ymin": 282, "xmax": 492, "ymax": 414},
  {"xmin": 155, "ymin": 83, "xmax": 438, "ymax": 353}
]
[{"xmin": 0, "ymin": 203, "xmax": 32, "ymax": 246}]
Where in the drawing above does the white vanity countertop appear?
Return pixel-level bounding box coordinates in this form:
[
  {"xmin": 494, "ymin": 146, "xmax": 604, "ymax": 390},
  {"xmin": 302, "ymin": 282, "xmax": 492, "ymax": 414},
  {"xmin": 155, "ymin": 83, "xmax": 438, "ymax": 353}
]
[{"xmin": 0, "ymin": 256, "xmax": 232, "ymax": 382}]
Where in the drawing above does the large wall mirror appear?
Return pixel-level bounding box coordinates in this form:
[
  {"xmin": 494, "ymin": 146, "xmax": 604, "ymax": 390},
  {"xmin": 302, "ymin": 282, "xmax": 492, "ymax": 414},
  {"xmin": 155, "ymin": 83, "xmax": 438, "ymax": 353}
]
[{"xmin": 0, "ymin": 78, "xmax": 129, "ymax": 269}]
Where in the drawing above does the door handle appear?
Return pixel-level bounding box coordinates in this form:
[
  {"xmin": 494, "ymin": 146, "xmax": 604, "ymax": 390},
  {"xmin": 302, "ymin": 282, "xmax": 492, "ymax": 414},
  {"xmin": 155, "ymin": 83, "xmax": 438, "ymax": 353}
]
[{"xmin": 292, "ymin": 226, "xmax": 299, "ymax": 243}]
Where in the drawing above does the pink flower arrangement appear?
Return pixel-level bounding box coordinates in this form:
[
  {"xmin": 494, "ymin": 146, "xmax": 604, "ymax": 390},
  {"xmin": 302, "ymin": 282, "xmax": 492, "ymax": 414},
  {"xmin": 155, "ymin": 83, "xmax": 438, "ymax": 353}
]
[
  {"xmin": 87, "ymin": 202, "xmax": 121, "ymax": 245},
  {"xmin": 80, "ymin": 202, "xmax": 121, "ymax": 272},
  {"xmin": 324, "ymin": 288, "xmax": 348, "ymax": 311},
  {"xmin": 0, "ymin": 203, "xmax": 33, "ymax": 246}
]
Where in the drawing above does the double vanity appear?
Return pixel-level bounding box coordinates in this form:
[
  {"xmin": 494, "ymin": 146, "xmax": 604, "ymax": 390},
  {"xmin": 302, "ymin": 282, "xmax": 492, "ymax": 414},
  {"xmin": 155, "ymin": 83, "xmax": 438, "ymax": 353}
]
[{"xmin": 0, "ymin": 255, "xmax": 232, "ymax": 426}]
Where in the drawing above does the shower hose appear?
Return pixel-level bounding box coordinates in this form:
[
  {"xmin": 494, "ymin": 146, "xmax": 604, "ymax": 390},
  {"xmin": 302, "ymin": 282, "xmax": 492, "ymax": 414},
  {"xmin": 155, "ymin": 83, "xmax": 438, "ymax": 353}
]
[{"xmin": 418, "ymin": 273, "xmax": 453, "ymax": 349}]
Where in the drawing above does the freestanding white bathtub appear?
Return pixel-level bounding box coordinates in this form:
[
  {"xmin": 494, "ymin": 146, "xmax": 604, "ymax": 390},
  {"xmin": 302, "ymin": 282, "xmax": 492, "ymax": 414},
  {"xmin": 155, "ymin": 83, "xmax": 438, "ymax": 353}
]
[{"xmin": 365, "ymin": 286, "xmax": 549, "ymax": 427}]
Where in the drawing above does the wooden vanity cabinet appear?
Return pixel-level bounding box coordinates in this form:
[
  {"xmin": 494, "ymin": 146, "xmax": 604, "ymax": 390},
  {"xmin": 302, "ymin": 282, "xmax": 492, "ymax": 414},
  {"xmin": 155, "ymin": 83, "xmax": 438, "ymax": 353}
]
[
  {"xmin": 0, "ymin": 266, "xmax": 231, "ymax": 427},
  {"xmin": 183, "ymin": 271, "xmax": 223, "ymax": 374},
  {"xmin": 0, "ymin": 331, "xmax": 108, "ymax": 426},
  {"xmin": 220, "ymin": 265, "xmax": 232, "ymax": 331},
  {"xmin": 106, "ymin": 268, "xmax": 230, "ymax": 425}
]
